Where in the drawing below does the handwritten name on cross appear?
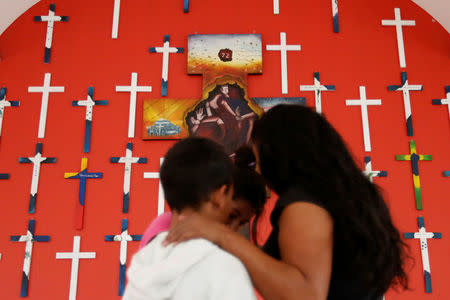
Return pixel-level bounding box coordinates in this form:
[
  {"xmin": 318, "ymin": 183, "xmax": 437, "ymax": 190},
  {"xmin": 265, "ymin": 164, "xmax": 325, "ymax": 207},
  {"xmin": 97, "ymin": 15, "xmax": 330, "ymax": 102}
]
[
  {"xmin": 143, "ymin": 158, "xmax": 165, "ymax": 216},
  {"xmin": 266, "ymin": 32, "xmax": 301, "ymax": 94},
  {"xmin": 388, "ymin": 72, "xmax": 422, "ymax": 136},
  {"xmin": 149, "ymin": 35, "xmax": 184, "ymax": 97},
  {"xmin": 56, "ymin": 236, "xmax": 96, "ymax": 300},
  {"xmin": 404, "ymin": 217, "xmax": 442, "ymax": 293},
  {"xmin": 110, "ymin": 143, "xmax": 147, "ymax": 213},
  {"xmin": 19, "ymin": 143, "xmax": 57, "ymax": 214},
  {"xmin": 116, "ymin": 72, "xmax": 152, "ymax": 138},
  {"xmin": 346, "ymin": 86, "xmax": 382, "ymax": 152},
  {"xmin": 72, "ymin": 87, "xmax": 108, "ymax": 153},
  {"xmin": 395, "ymin": 140, "xmax": 432, "ymax": 210},
  {"xmin": 432, "ymin": 86, "xmax": 450, "ymax": 120},
  {"xmin": 300, "ymin": 72, "xmax": 335, "ymax": 114},
  {"xmin": 0, "ymin": 87, "xmax": 20, "ymax": 138},
  {"xmin": 34, "ymin": 4, "xmax": 68, "ymax": 63},
  {"xmin": 64, "ymin": 158, "xmax": 103, "ymax": 229},
  {"xmin": 28, "ymin": 73, "xmax": 65, "ymax": 138},
  {"xmin": 10, "ymin": 220, "xmax": 50, "ymax": 297},
  {"xmin": 381, "ymin": 8, "xmax": 415, "ymax": 68},
  {"xmin": 105, "ymin": 219, "xmax": 142, "ymax": 296}
]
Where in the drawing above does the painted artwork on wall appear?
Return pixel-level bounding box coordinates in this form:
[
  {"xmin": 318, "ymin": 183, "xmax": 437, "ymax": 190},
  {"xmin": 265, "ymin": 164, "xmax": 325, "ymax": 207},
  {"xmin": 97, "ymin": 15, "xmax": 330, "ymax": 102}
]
[{"xmin": 143, "ymin": 34, "xmax": 265, "ymax": 154}]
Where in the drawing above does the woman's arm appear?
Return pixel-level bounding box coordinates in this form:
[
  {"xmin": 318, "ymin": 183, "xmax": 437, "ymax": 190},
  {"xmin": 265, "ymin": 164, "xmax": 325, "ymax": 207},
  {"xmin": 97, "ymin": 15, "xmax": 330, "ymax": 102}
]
[{"xmin": 165, "ymin": 202, "xmax": 333, "ymax": 300}]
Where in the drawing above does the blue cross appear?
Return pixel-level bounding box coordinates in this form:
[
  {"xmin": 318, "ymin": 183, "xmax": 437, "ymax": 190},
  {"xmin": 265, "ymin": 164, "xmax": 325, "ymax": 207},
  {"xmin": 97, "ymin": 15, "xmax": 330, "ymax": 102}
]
[
  {"xmin": 105, "ymin": 219, "xmax": 142, "ymax": 295},
  {"xmin": 10, "ymin": 220, "xmax": 51, "ymax": 297}
]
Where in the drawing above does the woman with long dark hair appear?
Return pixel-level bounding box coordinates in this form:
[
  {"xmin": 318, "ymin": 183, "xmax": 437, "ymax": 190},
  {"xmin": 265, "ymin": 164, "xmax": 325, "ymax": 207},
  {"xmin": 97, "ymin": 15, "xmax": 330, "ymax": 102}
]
[{"xmin": 165, "ymin": 104, "xmax": 408, "ymax": 299}]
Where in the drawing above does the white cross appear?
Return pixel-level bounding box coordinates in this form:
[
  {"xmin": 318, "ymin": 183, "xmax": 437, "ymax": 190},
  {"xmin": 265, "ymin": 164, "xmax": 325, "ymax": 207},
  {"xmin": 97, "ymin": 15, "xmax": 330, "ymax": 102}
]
[
  {"xmin": 331, "ymin": 0, "xmax": 339, "ymax": 32},
  {"xmin": 363, "ymin": 156, "xmax": 387, "ymax": 183},
  {"xmin": 432, "ymin": 86, "xmax": 450, "ymax": 120},
  {"xmin": 266, "ymin": 32, "xmax": 301, "ymax": 94},
  {"xmin": 74, "ymin": 93, "xmax": 95, "ymax": 122},
  {"xmin": 111, "ymin": 0, "xmax": 121, "ymax": 39},
  {"xmin": 346, "ymin": 86, "xmax": 382, "ymax": 152},
  {"xmin": 273, "ymin": 0, "xmax": 279, "ymax": 14},
  {"xmin": 143, "ymin": 158, "xmax": 165, "ymax": 216},
  {"xmin": 300, "ymin": 72, "xmax": 335, "ymax": 114},
  {"xmin": 388, "ymin": 72, "xmax": 422, "ymax": 136},
  {"xmin": 404, "ymin": 217, "xmax": 442, "ymax": 293},
  {"xmin": 34, "ymin": 4, "xmax": 68, "ymax": 63},
  {"xmin": 19, "ymin": 143, "xmax": 57, "ymax": 213},
  {"xmin": 111, "ymin": 143, "xmax": 147, "ymax": 212},
  {"xmin": 0, "ymin": 88, "xmax": 20, "ymax": 137},
  {"xmin": 16, "ymin": 230, "xmax": 33, "ymax": 286},
  {"xmin": 56, "ymin": 236, "xmax": 96, "ymax": 300},
  {"xmin": 149, "ymin": 35, "xmax": 184, "ymax": 96},
  {"xmin": 10, "ymin": 220, "xmax": 50, "ymax": 297},
  {"xmin": 381, "ymin": 8, "xmax": 415, "ymax": 68},
  {"xmin": 116, "ymin": 72, "xmax": 152, "ymax": 138},
  {"xmin": 28, "ymin": 73, "xmax": 65, "ymax": 138}
]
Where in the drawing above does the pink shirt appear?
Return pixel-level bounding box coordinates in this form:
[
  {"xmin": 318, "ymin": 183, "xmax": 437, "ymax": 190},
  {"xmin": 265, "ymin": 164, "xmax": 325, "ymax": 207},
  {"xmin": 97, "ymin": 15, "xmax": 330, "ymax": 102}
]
[{"xmin": 139, "ymin": 212, "xmax": 172, "ymax": 249}]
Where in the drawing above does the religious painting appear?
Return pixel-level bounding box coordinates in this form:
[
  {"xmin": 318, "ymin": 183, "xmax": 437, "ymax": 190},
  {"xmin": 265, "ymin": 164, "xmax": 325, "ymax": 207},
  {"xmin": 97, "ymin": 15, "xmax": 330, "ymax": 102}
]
[
  {"xmin": 186, "ymin": 34, "xmax": 265, "ymax": 154},
  {"xmin": 186, "ymin": 79, "xmax": 262, "ymax": 154}
]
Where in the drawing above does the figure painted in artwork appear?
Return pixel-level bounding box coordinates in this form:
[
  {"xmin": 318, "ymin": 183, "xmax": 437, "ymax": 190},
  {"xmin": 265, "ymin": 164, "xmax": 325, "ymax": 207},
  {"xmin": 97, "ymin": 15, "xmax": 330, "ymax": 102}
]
[{"xmin": 187, "ymin": 83, "xmax": 257, "ymax": 154}]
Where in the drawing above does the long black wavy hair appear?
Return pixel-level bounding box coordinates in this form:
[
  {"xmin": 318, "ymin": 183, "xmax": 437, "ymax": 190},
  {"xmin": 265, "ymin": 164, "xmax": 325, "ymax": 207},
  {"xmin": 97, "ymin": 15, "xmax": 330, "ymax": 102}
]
[{"xmin": 251, "ymin": 104, "xmax": 408, "ymax": 297}]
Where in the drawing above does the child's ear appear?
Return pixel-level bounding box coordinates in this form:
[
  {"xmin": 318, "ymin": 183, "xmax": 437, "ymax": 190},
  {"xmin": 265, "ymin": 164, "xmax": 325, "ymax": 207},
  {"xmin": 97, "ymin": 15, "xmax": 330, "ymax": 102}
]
[{"xmin": 210, "ymin": 184, "xmax": 230, "ymax": 210}]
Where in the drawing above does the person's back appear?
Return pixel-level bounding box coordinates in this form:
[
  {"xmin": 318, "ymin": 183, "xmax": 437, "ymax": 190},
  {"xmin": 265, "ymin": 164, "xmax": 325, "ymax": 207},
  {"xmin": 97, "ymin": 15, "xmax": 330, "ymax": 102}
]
[
  {"xmin": 123, "ymin": 137, "xmax": 257, "ymax": 300},
  {"xmin": 124, "ymin": 232, "xmax": 255, "ymax": 300}
]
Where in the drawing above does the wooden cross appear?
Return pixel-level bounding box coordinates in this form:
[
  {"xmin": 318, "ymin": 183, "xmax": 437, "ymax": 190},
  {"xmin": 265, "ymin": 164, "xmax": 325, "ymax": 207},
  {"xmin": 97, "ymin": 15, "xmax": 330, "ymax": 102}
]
[
  {"xmin": 56, "ymin": 236, "xmax": 96, "ymax": 300},
  {"xmin": 395, "ymin": 140, "xmax": 432, "ymax": 210},
  {"xmin": 149, "ymin": 35, "xmax": 184, "ymax": 96},
  {"xmin": 116, "ymin": 72, "xmax": 152, "ymax": 138},
  {"xmin": 346, "ymin": 86, "xmax": 382, "ymax": 152},
  {"xmin": 273, "ymin": 0, "xmax": 280, "ymax": 14},
  {"xmin": 34, "ymin": 3, "xmax": 68, "ymax": 63},
  {"xmin": 381, "ymin": 8, "xmax": 415, "ymax": 68},
  {"xmin": 64, "ymin": 158, "xmax": 103, "ymax": 229},
  {"xmin": 432, "ymin": 85, "xmax": 450, "ymax": 120},
  {"xmin": 0, "ymin": 87, "xmax": 20, "ymax": 138},
  {"xmin": 300, "ymin": 72, "xmax": 335, "ymax": 114},
  {"xmin": 266, "ymin": 32, "xmax": 301, "ymax": 94},
  {"xmin": 111, "ymin": 0, "xmax": 121, "ymax": 39},
  {"xmin": 72, "ymin": 87, "xmax": 108, "ymax": 153},
  {"xmin": 331, "ymin": 0, "xmax": 339, "ymax": 32},
  {"xmin": 404, "ymin": 217, "xmax": 442, "ymax": 293},
  {"xmin": 19, "ymin": 142, "xmax": 57, "ymax": 214},
  {"xmin": 143, "ymin": 158, "xmax": 165, "ymax": 216},
  {"xmin": 104, "ymin": 219, "xmax": 142, "ymax": 296},
  {"xmin": 10, "ymin": 220, "xmax": 50, "ymax": 297},
  {"xmin": 388, "ymin": 72, "xmax": 422, "ymax": 136},
  {"xmin": 363, "ymin": 156, "xmax": 387, "ymax": 183},
  {"xmin": 28, "ymin": 73, "xmax": 65, "ymax": 138},
  {"xmin": 110, "ymin": 143, "xmax": 147, "ymax": 213}
]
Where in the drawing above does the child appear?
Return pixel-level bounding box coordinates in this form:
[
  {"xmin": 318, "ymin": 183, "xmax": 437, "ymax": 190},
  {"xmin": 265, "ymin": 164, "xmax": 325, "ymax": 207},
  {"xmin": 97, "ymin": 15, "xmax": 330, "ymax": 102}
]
[
  {"xmin": 123, "ymin": 138, "xmax": 263, "ymax": 300},
  {"xmin": 138, "ymin": 145, "xmax": 267, "ymax": 248}
]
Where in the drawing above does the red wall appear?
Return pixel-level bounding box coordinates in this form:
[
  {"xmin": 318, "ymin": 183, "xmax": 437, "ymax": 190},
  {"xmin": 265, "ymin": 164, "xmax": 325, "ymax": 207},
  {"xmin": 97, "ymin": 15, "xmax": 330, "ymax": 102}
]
[{"xmin": 0, "ymin": 0, "xmax": 449, "ymax": 299}]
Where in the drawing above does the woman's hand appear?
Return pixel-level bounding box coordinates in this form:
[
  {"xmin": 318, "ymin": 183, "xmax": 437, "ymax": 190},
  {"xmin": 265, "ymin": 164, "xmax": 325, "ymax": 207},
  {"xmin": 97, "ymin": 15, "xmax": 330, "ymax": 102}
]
[{"xmin": 163, "ymin": 213, "xmax": 227, "ymax": 247}]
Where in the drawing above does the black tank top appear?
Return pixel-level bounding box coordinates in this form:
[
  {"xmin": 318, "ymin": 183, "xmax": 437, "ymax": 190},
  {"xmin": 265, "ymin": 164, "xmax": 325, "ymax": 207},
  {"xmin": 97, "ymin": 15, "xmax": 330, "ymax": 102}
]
[{"xmin": 262, "ymin": 187, "xmax": 381, "ymax": 300}]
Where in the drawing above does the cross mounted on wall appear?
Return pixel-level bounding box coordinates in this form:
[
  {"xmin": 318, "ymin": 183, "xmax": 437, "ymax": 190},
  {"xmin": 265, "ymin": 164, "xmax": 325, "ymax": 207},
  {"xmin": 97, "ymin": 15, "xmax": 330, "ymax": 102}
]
[
  {"xmin": 64, "ymin": 158, "xmax": 103, "ymax": 229},
  {"xmin": 10, "ymin": 220, "xmax": 50, "ymax": 297},
  {"xmin": 34, "ymin": 3, "xmax": 69, "ymax": 63}
]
